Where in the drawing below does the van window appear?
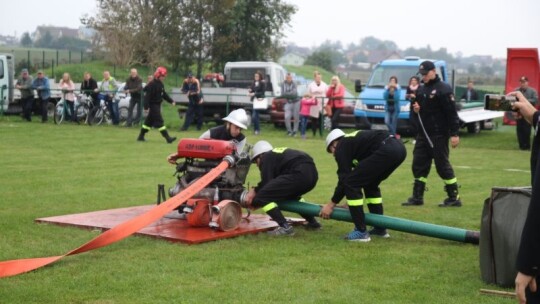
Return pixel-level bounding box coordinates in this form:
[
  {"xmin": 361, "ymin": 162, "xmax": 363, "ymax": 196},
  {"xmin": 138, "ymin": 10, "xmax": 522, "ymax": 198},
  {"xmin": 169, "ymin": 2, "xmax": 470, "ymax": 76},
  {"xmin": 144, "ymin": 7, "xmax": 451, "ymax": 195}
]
[
  {"xmin": 367, "ymin": 65, "xmax": 418, "ymax": 88},
  {"xmin": 229, "ymin": 68, "xmax": 264, "ymax": 81},
  {"xmin": 0, "ymin": 60, "xmax": 4, "ymax": 79}
]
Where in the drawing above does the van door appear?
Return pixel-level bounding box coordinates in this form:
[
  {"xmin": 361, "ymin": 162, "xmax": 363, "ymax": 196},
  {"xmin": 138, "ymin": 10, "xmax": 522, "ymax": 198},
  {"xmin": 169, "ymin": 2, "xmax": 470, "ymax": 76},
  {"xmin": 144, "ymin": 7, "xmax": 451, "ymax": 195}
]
[{"xmin": 0, "ymin": 55, "xmax": 10, "ymax": 111}]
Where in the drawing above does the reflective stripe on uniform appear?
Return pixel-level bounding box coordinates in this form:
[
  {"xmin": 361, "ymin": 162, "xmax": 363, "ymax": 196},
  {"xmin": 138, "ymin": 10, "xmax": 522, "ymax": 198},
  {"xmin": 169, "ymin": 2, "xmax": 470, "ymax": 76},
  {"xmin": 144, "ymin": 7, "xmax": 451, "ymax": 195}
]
[
  {"xmin": 365, "ymin": 197, "xmax": 382, "ymax": 204},
  {"xmin": 262, "ymin": 202, "xmax": 278, "ymax": 212},
  {"xmin": 345, "ymin": 130, "xmax": 361, "ymax": 137},
  {"xmin": 272, "ymin": 147, "xmax": 287, "ymax": 153},
  {"xmin": 347, "ymin": 198, "xmax": 364, "ymax": 206},
  {"xmin": 142, "ymin": 124, "xmax": 151, "ymax": 130},
  {"xmin": 443, "ymin": 177, "xmax": 457, "ymax": 185},
  {"xmin": 416, "ymin": 177, "xmax": 428, "ymax": 183},
  {"xmin": 158, "ymin": 126, "xmax": 167, "ymax": 131}
]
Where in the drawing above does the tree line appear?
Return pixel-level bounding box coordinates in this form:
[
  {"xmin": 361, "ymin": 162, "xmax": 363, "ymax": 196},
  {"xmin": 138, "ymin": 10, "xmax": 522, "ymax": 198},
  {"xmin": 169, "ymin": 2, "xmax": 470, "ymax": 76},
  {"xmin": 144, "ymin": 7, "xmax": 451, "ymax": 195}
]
[{"xmin": 85, "ymin": 0, "xmax": 296, "ymax": 77}]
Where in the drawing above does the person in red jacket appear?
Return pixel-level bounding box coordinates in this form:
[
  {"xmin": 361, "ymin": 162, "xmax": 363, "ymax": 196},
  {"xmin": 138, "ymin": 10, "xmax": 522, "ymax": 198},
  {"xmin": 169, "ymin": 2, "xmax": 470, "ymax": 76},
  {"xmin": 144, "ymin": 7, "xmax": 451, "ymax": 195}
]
[{"xmin": 326, "ymin": 75, "xmax": 345, "ymax": 130}]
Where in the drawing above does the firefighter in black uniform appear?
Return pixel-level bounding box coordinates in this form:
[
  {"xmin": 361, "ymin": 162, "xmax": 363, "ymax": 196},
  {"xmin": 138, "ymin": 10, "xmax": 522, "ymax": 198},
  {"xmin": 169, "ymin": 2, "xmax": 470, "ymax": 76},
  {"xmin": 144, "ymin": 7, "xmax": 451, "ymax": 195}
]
[
  {"xmin": 402, "ymin": 60, "xmax": 462, "ymax": 207},
  {"xmin": 137, "ymin": 67, "xmax": 177, "ymax": 144},
  {"xmin": 320, "ymin": 129, "xmax": 406, "ymax": 242},
  {"xmin": 245, "ymin": 141, "xmax": 320, "ymax": 236}
]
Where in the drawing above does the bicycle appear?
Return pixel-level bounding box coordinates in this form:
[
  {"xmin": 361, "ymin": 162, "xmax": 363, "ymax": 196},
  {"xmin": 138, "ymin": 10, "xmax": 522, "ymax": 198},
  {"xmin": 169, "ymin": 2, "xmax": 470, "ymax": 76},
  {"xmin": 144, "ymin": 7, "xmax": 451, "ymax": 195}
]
[
  {"xmin": 75, "ymin": 94, "xmax": 95, "ymax": 125},
  {"xmin": 90, "ymin": 99, "xmax": 112, "ymax": 126}
]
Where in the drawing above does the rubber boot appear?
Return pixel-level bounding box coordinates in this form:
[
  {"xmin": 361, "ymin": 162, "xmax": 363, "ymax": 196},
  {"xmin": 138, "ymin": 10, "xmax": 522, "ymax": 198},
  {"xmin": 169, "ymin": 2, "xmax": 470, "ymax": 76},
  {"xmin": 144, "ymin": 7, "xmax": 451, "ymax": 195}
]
[
  {"xmin": 439, "ymin": 183, "xmax": 462, "ymax": 207},
  {"xmin": 160, "ymin": 130, "xmax": 177, "ymax": 144},
  {"xmin": 137, "ymin": 128, "xmax": 148, "ymax": 142},
  {"xmin": 402, "ymin": 180, "xmax": 425, "ymax": 206}
]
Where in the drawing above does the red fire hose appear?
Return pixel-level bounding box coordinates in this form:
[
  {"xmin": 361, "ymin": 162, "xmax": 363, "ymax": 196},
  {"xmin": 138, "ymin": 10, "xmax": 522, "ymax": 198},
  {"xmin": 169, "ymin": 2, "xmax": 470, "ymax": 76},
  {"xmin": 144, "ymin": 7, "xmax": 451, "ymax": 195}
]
[{"xmin": 0, "ymin": 159, "xmax": 233, "ymax": 278}]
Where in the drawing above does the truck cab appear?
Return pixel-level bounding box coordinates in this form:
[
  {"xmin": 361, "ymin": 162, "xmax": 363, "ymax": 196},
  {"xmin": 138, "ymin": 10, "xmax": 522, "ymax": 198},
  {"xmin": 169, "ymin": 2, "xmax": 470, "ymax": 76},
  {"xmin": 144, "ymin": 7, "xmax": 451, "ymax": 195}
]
[
  {"xmin": 354, "ymin": 57, "xmax": 448, "ymax": 134},
  {"xmin": 222, "ymin": 61, "xmax": 286, "ymax": 97},
  {"xmin": 0, "ymin": 54, "xmax": 14, "ymax": 113}
]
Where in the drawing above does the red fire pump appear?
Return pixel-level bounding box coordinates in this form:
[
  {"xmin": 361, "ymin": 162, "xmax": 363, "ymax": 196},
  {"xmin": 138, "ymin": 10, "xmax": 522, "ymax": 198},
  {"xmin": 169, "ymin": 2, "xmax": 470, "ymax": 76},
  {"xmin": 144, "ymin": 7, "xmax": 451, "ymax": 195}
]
[{"xmin": 165, "ymin": 138, "xmax": 251, "ymax": 231}]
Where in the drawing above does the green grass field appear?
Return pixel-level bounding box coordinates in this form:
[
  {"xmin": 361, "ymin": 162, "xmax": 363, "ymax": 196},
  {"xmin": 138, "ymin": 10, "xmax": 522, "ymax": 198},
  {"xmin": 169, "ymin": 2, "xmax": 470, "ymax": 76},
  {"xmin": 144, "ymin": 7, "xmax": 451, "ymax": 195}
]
[{"xmin": 0, "ymin": 110, "xmax": 526, "ymax": 303}]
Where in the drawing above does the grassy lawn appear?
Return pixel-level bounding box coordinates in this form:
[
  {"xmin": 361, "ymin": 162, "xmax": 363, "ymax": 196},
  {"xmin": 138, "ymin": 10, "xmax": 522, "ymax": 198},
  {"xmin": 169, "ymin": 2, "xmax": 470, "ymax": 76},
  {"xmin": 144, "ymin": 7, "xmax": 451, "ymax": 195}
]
[{"xmin": 0, "ymin": 109, "xmax": 526, "ymax": 303}]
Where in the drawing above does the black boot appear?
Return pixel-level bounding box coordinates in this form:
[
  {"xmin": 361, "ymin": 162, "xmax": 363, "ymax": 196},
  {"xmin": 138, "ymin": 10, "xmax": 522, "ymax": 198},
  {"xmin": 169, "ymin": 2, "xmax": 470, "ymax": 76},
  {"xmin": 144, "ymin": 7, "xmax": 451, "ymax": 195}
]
[
  {"xmin": 402, "ymin": 180, "xmax": 425, "ymax": 206},
  {"xmin": 160, "ymin": 130, "xmax": 177, "ymax": 144},
  {"xmin": 137, "ymin": 128, "xmax": 148, "ymax": 142},
  {"xmin": 439, "ymin": 183, "xmax": 462, "ymax": 207},
  {"xmin": 300, "ymin": 214, "xmax": 321, "ymax": 230}
]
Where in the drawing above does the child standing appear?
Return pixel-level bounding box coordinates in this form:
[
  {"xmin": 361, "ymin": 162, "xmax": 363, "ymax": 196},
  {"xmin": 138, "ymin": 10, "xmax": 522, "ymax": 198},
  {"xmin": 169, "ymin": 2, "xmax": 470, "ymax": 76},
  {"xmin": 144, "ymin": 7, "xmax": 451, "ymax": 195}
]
[{"xmin": 299, "ymin": 93, "xmax": 318, "ymax": 139}]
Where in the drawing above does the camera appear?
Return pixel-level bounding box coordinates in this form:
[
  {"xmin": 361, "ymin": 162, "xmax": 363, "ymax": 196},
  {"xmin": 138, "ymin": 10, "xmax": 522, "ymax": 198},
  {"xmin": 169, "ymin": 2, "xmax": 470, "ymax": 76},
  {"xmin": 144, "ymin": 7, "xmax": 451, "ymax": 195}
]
[{"xmin": 484, "ymin": 94, "xmax": 517, "ymax": 112}]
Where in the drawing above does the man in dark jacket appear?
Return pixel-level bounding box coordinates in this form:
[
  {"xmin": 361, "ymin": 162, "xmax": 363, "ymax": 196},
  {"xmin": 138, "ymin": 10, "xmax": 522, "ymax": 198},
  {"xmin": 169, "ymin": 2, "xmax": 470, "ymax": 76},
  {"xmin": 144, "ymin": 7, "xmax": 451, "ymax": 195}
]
[
  {"xmin": 180, "ymin": 72, "xmax": 203, "ymax": 131},
  {"xmin": 245, "ymin": 140, "xmax": 320, "ymax": 236},
  {"xmin": 320, "ymin": 129, "xmax": 406, "ymax": 242},
  {"xmin": 512, "ymin": 90, "xmax": 540, "ymax": 304},
  {"xmin": 515, "ymin": 76, "xmax": 539, "ymax": 151},
  {"xmin": 460, "ymin": 81, "xmax": 479, "ymax": 101},
  {"xmin": 402, "ymin": 60, "xmax": 462, "ymax": 207},
  {"xmin": 32, "ymin": 71, "xmax": 51, "ymax": 123},
  {"xmin": 15, "ymin": 69, "xmax": 33, "ymax": 121},
  {"xmin": 124, "ymin": 68, "xmax": 143, "ymax": 127},
  {"xmin": 137, "ymin": 67, "xmax": 176, "ymax": 143}
]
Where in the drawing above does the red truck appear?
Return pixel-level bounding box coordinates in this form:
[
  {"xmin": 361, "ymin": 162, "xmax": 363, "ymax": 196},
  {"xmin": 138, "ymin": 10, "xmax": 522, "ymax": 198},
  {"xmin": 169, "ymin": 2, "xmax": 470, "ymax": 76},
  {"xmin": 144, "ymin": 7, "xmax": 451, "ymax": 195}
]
[{"xmin": 503, "ymin": 48, "xmax": 540, "ymax": 125}]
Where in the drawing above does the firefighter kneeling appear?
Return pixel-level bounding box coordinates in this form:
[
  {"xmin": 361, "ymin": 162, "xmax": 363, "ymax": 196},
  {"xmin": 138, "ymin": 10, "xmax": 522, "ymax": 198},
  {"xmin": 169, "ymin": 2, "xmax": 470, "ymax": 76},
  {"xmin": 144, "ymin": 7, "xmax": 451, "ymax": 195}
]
[{"xmin": 245, "ymin": 141, "xmax": 321, "ymax": 236}]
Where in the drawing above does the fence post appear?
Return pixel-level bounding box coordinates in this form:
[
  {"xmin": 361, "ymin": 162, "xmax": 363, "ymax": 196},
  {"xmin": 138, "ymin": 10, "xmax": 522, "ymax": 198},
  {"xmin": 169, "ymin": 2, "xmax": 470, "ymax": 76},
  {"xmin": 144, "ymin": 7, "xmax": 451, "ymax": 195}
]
[
  {"xmin": 27, "ymin": 50, "xmax": 30, "ymax": 69},
  {"xmin": 42, "ymin": 50, "xmax": 45, "ymax": 69},
  {"xmin": 56, "ymin": 50, "xmax": 59, "ymax": 66},
  {"xmin": 51, "ymin": 59, "xmax": 55, "ymax": 79},
  {"xmin": 80, "ymin": 50, "xmax": 83, "ymax": 63},
  {"xmin": 68, "ymin": 51, "xmax": 71, "ymax": 64}
]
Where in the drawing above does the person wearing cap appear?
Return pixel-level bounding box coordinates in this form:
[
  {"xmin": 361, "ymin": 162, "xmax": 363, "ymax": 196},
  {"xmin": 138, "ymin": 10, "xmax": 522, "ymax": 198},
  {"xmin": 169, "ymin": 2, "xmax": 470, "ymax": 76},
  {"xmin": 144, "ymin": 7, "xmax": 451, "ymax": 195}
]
[
  {"xmin": 244, "ymin": 140, "xmax": 320, "ymax": 236},
  {"xmin": 166, "ymin": 109, "xmax": 250, "ymax": 165},
  {"xmin": 402, "ymin": 60, "xmax": 462, "ymax": 208},
  {"xmin": 320, "ymin": 129, "xmax": 406, "ymax": 242},
  {"xmin": 137, "ymin": 67, "xmax": 177, "ymax": 143},
  {"xmin": 32, "ymin": 71, "xmax": 51, "ymax": 123},
  {"xmin": 515, "ymin": 76, "xmax": 539, "ymax": 151},
  {"xmin": 15, "ymin": 69, "xmax": 34, "ymax": 121},
  {"xmin": 180, "ymin": 72, "xmax": 203, "ymax": 131}
]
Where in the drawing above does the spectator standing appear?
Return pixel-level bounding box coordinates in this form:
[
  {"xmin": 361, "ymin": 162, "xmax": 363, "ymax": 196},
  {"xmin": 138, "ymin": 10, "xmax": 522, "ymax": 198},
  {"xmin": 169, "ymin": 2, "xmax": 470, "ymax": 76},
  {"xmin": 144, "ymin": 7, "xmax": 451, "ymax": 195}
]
[
  {"xmin": 460, "ymin": 80, "xmax": 479, "ymax": 101},
  {"xmin": 515, "ymin": 76, "xmax": 539, "ymax": 151},
  {"xmin": 299, "ymin": 93, "xmax": 317, "ymax": 139},
  {"xmin": 248, "ymin": 71, "xmax": 266, "ymax": 135},
  {"xmin": 406, "ymin": 76, "xmax": 420, "ymax": 137},
  {"xmin": 282, "ymin": 73, "xmax": 299, "ymax": 136},
  {"xmin": 307, "ymin": 71, "xmax": 328, "ymax": 136},
  {"xmin": 383, "ymin": 76, "xmax": 401, "ymax": 136},
  {"xmin": 15, "ymin": 68, "xmax": 33, "ymax": 122},
  {"xmin": 59, "ymin": 73, "xmax": 77, "ymax": 123},
  {"xmin": 124, "ymin": 68, "xmax": 143, "ymax": 127},
  {"xmin": 180, "ymin": 72, "xmax": 203, "ymax": 131},
  {"xmin": 32, "ymin": 70, "xmax": 50, "ymax": 123},
  {"xmin": 81, "ymin": 72, "xmax": 98, "ymax": 121},
  {"xmin": 137, "ymin": 67, "xmax": 176, "ymax": 144},
  {"xmin": 326, "ymin": 75, "xmax": 345, "ymax": 130},
  {"xmin": 402, "ymin": 61, "xmax": 462, "ymax": 207},
  {"xmin": 511, "ymin": 91, "xmax": 540, "ymax": 304},
  {"xmin": 95, "ymin": 71, "xmax": 119, "ymax": 125}
]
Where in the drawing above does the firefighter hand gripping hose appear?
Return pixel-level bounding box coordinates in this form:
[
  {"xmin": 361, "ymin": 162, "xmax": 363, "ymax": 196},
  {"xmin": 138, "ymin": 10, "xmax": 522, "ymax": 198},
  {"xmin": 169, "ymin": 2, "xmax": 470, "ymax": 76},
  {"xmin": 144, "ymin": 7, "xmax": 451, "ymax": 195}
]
[{"xmin": 0, "ymin": 158, "xmax": 234, "ymax": 278}]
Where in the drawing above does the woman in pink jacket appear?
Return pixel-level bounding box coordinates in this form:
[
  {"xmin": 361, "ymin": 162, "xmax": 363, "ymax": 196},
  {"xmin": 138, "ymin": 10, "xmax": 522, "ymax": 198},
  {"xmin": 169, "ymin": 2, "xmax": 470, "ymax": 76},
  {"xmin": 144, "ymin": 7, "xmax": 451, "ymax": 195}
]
[
  {"xmin": 326, "ymin": 75, "xmax": 345, "ymax": 130},
  {"xmin": 59, "ymin": 72, "xmax": 77, "ymax": 123},
  {"xmin": 299, "ymin": 93, "xmax": 318, "ymax": 139}
]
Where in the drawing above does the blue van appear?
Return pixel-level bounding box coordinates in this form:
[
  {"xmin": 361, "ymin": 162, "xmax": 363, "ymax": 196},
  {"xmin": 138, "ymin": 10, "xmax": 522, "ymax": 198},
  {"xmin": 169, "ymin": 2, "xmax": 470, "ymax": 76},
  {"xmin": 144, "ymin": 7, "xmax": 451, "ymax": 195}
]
[{"xmin": 354, "ymin": 57, "xmax": 448, "ymax": 134}]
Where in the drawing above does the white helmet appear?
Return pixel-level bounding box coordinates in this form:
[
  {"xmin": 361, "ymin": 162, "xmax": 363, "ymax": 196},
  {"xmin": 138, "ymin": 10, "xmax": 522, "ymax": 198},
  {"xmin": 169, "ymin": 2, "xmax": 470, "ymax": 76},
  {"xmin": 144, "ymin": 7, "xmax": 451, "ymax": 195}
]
[
  {"xmin": 325, "ymin": 129, "xmax": 345, "ymax": 152},
  {"xmin": 223, "ymin": 109, "xmax": 248, "ymax": 130},
  {"xmin": 251, "ymin": 140, "xmax": 273, "ymax": 162}
]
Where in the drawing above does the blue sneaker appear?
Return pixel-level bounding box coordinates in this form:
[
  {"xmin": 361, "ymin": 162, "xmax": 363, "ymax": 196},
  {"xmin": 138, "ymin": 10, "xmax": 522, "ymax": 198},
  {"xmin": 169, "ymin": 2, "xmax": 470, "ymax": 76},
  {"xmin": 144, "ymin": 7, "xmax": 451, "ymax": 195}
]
[{"xmin": 344, "ymin": 228, "xmax": 371, "ymax": 242}]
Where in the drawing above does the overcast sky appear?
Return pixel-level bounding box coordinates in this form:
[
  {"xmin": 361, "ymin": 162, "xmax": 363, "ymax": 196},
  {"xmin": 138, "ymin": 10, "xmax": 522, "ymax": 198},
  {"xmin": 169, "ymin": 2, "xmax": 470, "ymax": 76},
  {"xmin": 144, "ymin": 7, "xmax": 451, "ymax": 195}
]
[{"xmin": 1, "ymin": 0, "xmax": 538, "ymax": 58}]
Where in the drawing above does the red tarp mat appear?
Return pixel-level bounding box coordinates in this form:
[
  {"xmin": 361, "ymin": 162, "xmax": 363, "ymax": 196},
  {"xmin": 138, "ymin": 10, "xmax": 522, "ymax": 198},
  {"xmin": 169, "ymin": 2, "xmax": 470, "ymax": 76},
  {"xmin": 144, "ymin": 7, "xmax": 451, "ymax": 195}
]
[{"xmin": 35, "ymin": 205, "xmax": 305, "ymax": 244}]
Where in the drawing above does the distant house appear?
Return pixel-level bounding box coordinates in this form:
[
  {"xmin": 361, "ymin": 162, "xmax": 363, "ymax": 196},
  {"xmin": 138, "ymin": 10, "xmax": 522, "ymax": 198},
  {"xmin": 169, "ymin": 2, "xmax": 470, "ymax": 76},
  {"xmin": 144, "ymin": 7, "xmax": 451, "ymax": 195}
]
[
  {"xmin": 367, "ymin": 50, "xmax": 401, "ymax": 68},
  {"xmin": 33, "ymin": 26, "xmax": 79, "ymax": 41},
  {"xmin": 0, "ymin": 35, "xmax": 18, "ymax": 46},
  {"xmin": 279, "ymin": 52, "xmax": 306, "ymax": 66}
]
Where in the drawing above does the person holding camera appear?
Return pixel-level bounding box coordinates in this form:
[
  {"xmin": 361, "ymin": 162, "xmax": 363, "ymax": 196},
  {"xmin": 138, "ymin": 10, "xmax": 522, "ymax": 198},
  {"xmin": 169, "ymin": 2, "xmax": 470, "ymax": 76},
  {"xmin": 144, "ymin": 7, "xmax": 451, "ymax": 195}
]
[
  {"xmin": 180, "ymin": 72, "xmax": 203, "ymax": 131},
  {"xmin": 511, "ymin": 91, "xmax": 540, "ymax": 304},
  {"xmin": 402, "ymin": 61, "xmax": 462, "ymax": 208},
  {"xmin": 515, "ymin": 76, "xmax": 539, "ymax": 151},
  {"xmin": 383, "ymin": 76, "xmax": 401, "ymax": 137}
]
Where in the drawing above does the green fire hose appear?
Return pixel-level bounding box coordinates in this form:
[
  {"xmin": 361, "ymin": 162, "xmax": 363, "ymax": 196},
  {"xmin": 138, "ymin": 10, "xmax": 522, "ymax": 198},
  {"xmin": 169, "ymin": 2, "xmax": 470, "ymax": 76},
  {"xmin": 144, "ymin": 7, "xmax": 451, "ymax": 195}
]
[{"xmin": 279, "ymin": 200, "xmax": 479, "ymax": 244}]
